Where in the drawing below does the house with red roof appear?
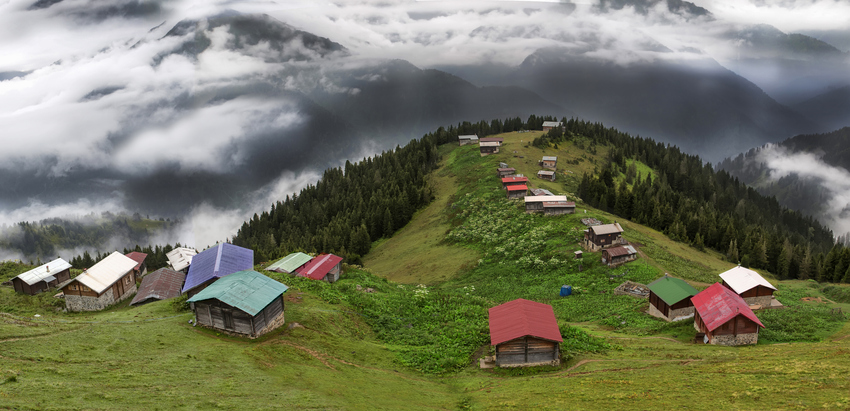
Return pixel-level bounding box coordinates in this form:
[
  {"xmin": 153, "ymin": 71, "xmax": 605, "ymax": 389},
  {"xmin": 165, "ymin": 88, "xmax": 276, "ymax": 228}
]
[
  {"xmin": 692, "ymin": 283, "xmax": 765, "ymax": 346},
  {"xmin": 125, "ymin": 252, "xmax": 148, "ymax": 278},
  {"xmin": 501, "ymin": 176, "xmax": 528, "ymax": 189},
  {"xmin": 488, "ymin": 299, "xmax": 562, "ymax": 368},
  {"xmin": 506, "ymin": 184, "xmax": 528, "ymax": 199},
  {"xmin": 295, "ymin": 254, "xmax": 343, "ymax": 283}
]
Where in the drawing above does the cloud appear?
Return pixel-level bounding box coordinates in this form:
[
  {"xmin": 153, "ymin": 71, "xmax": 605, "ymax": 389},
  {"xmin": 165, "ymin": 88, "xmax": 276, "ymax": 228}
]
[{"xmin": 695, "ymin": 0, "xmax": 850, "ymax": 33}]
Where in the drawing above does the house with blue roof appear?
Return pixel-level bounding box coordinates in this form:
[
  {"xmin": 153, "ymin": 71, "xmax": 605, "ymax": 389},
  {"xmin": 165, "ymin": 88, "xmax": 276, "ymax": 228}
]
[
  {"xmin": 182, "ymin": 243, "xmax": 254, "ymax": 297},
  {"xmin": 187, "ymin": 270, "xmax": 289, "ymax": 338}
]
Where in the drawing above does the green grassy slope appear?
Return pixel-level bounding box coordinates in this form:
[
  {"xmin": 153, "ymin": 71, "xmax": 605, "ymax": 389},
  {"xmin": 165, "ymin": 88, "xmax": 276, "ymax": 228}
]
[{"xmin": 2, "ymin": 132, "xmax": 850, "ymax": 410}]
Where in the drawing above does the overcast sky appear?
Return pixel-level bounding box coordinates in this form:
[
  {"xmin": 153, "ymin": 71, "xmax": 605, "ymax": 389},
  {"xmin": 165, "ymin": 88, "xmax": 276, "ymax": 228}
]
[{"xmin": 0, "ymin": 0, "xmax": 847, "ymax": 251}]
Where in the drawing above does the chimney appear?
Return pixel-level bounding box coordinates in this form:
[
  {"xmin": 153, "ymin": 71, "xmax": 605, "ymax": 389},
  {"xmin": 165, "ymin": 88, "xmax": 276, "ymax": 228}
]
[{"xmin": 46, "ymin": 265, "xmax": 49, "ymax": 272}]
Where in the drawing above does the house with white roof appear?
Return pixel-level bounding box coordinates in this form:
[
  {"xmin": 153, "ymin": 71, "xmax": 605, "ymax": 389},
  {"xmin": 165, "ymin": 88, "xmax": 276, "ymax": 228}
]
[
  {"xmin": 11, "ymin": 258, "xmax": 72, "ymax": 295},
  {"xmin": 719, "ymin": 266, "xmax": 777, "ymax": 309},
  {"xmin": 166, "ymin": 247, "xmax": 197, "ymax": 273},
  {"xmin": 60, "ymin": 252, "xmax": 139, "ymax": 311}
]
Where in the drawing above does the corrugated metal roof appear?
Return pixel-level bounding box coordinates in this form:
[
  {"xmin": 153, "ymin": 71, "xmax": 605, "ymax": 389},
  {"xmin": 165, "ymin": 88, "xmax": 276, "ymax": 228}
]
[
  {"xmin": 497, "ymin": 168, "xmax": 515, "ymax": 172},
  {"xmin": 458, "ymin": 134, "xmax": 479, "ymax": 140},
  {"xmin": 542, "ymin": 201, "xmax": 575, "ymax": 208},
  {"xmin": 130, "ymin": 268, "xmax": 185, "ymax": 305},
  {"xmin": 182, "ymin": 243, "xmax": 254, "ymax": 293},
  {"xmin": 718, "ymin": 266, "xmax": 777, "ymax": 294},
  {"xmin": 507, "ymin": 185, "xmax": 528, "ymax": 192},
  {"xmin": 530, "ymin": 188, "xmax": 554, "ymax": 196},
  {"xmin": 266, "ymin": 252, "xmax": 313, "ymax": 273},
  {"xmin": 692, "ymin": 282, "xmax": 764, "ymax": 332},
  {"xmin": 480, "ymin": 141, "xmax": 501, "ymax": 147},
  {"xmin": 542, "ymin": 121, "xmax": 561, "ymax": 127},
  {"xmin": 489, "ymin": 299, "xmax": 563, "ymax": 346},
  {"xmin": 295, "ymin": 254, "xmax": 343, "ymax": 280},
  {"xmin": 647, "ymin": 275, "xmax": 699, "ymax": 306},
  {"xmin": 537, "ymin": 170, "xmax": 555, "ymax": 176},
  {"xmin": 524, "ymin": 195, "xmax": 568, "ymax": 203},
  {"xmin": 604, "ymin": 245, "xmax": 636, "ymax": 257},
  {"xmin": 166, "ymin": 247, "xmax": 197, "ymax": 272},
  {"xmin": 73, "ymin": 252, "xmax": 138, "ymax": 294},
  {"xmin": 590, "ymin": 223, "xmax": 624, "ymax": 235},
  {"xmin": 480, "ymin": 137, "xmax": 504, "ymax": 143},
  {"xmin": 187, "ymin": 270, "xmax": 288, "ymax": 316},
  {"xmin": 15, "ymin": 258, "xmax": 72, "ymax": 286},
  {"xmin": 502, "ymin": 176, "xmax": 528, "ymax": 183},
  {"xmin": 541, "ymin": 156, "xmax": 557, "ymax": 161},
  {"xmin": 125, "ymin": 252, "xmax": 148, "ymax": 271}
]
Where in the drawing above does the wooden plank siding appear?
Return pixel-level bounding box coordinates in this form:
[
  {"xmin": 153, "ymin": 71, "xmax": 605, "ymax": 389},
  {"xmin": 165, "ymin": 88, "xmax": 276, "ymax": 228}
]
[
  {"xmin": 193, "ymin": 296, "xmax": 285, "ymax": 338},
  {"xmin": 496, "ymin": 337, "xmax": 559, "ymax": 366},
  {"xmin": 12, "ymin": 268, "xmax": 71, "ymax": 295}
]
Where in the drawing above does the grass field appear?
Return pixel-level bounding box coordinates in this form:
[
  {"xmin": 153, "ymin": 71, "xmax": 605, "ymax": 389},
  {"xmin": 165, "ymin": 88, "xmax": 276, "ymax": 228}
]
[{"xmin": 2, "ymin": 132, "xmax": 850, "ymax": 410}]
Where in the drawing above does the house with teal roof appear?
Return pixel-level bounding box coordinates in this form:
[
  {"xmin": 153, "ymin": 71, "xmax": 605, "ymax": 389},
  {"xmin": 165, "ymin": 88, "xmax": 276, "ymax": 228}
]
[
  {"xmin": 647, "ymin": 274, "xmax": 699, "ymax": 322},
  {"xmin": 187, "ymin": 270, "xmax": 289, "ymax": 338}
]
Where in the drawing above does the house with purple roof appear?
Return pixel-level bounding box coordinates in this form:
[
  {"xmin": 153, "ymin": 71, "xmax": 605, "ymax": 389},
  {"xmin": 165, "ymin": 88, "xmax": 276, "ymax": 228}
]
[{"xmin": 181, "ymin": 243, "xmax": 254, "ymax": 297}]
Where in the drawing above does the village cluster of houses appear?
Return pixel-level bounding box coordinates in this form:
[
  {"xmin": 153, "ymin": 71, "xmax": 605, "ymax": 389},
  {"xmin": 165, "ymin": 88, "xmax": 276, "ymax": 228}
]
[{"xmin": 9, "ymin": 244, "xmax": 343, "ymax": 339}]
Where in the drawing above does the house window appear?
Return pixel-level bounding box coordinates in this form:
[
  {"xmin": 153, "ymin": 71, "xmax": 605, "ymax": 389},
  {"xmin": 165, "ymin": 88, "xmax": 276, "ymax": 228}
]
[
  {"xmin": 70, "ymin": 284, "xmax": 78, "ymax": 291},
  {"xmin": 125, "ymin": 275, "xmax": 131, "ymax": 285},
  {"xmin": 82, "ymin": 286, "xmax": 91, "ymax": 292}
]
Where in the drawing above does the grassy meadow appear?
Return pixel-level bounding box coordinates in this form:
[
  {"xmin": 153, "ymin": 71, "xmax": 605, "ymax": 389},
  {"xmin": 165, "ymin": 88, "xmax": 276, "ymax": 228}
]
[{"xmin": 2, "ymin": 131, "xmax": 850, "ymax": 410}]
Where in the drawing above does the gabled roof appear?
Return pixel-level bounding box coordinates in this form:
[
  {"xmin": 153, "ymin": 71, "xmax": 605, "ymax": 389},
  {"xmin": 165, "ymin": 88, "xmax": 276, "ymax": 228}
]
[
  {"xmin": 524, "ymin": 195, "xmax": 568, "ymax": 203},
  {"xmin": 15, "ymin": 258, "xmax": 72, "ymax": 286},
  {"xmin": 719, "ymin": 266, "xmax": 777, "ymax": 294},
  {"xmin": 647, "ymin": 275, "xmax": 699, "ymax": 306},
  {"xmin": 166, "ymin": 247, "xmax": 197, "ymax": 272},
  {"xmin": 489, "ymin": 299, "xmax": 563, "ymax": 346},
  {"xmin": 182, "ymin": 243, "xmax": 254, "ymax": 293},
  {"xmin": 543, "ymin": 201, "xmax": 575, "ymax": 208},
  {"xmin": 458, "ymin": 134, "xmax": 479, "ymax": 140},
  {"xmin": 266, "ymin": 252, "xmax": 313, "ymax": 273},
  {"xmin": 530, "ymin": 188, "xmax": 554, "ymax": 196},
  {"xmin": 71, "ymin": 252, "xmax": 138, "ymax": 294},
  {"xmin": 692, "ymin": 282, "xmax": 764, "ymax": 332},
  {"xmin": 497, "ymin": 167, "xmax": 515, "ymax": 172},
  {"xmin": 502, "ymin": 176, "xmax": 528, "ymax": 184},
  {"xmin": 480, "ymin": 137, "xmax": 504, "ymax": 143},
  {"xmin": 604, "ymin": 245, "xmax": 636, "ymax": 257},
  {"xmin": 130, "ymin": 268, "xmax": 185, "ymax": 305},
  {"xmin": 295, "ymin": 254, "xmax": 343, "ymax": 280},
  {"xmin": 537, "ymin": 170, "xmax": 555, "ymax": 176},
  {"xmin": 507, "ymin": 184, "xmax": 528, "ymax": 192},
  {"xmin": 541, "ymin": 156, "xmax": 557, "ymax": 161},
  {"xmin": 125, "ymin": 252, "xmax": 148, "ymax": 271},
  {"xmin": 480, "ymin": 141, "xmax": 501, "ymax": 147},
  {"xmin": 187, "ymin": 270, "xmax": 288, "ymax": 316},
  {"xmin": 542, "ymin": 121, "xmax": 562, "ymax": 127},
  {"xmin": 590, "ymin": 223, "xmax": 624, "ymax": 235}
]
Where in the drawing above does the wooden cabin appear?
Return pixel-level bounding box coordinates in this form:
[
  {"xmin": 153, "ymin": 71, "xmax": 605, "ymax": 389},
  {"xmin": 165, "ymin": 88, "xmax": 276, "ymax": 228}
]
[
  {"xmin": 166, "ymin": 247, "xmax": 197, "ymax": 273},
  {"xmin": 458, "ymin": 134, "xmax": 478, "ymax": 146},
  {"xmin": 719, "ymin": 266, "xmax": 777, "ymax": 309},
  {"xmin": 266, "ymin": 252, "xmax": 313, "ymax": 274},
  {"xmin": 501, "ymin": 176, "xmax": 529, "ymax": 189},
  {"xmin": 182, "ymin": 243, "xmax": 254, "ymax": 298},
  {"xmin": 11, "ymin": 258, "xmax": 72, "ymax": 295},
  {"xmin": 524, "ymin": 195, "xmax": 570, "ymax": 214},
  {"xmin": 542, "ymin": 200, "xmax": 575, "ymax": 216},
  {"xmin": 489, "ymin": 299, "xmax": 562, "ymax": 368},
  {"xmin": 130, "ymin": 268, "xmax": 186, "ymax": 306},
  {"xmin": 479, "ymin": 141, "xmax": 500, "ymax": 156},
  {"xmin": 601, "ymin": 245, "xmax": 637, "ymax": 267},
  {"xmin": 295, "ymin": 254, "xmax": 343, "ymax": 283},
  {"xmin": 647, "ymin": 275, "xmax": 698, "ymax": 322},
  {"xmin": 539, "ymin": 156, "xmax": 557, "ymax": 169},
  {"xmin": 693, "ymin": 283, "xmax": 764, "ymax": 346},
  {"xmin": 507, "ymin": 184, "xmax": 528, "ymax": 199},
  {"xmin": 497, "ymin": 167, "xmax": 516, "ymax": 178},
  {"xmin": 537, "ymin": 170, "xmax": 556, "ymax": 182},
  {"xmin": 125, "ymin": 251, "xmax": 148, "ymax": 278},
  {"xmin": 61, "ymin": 252, "xmax": 138, "ymax": 312},
  {"xmin": 581, "ymin": 223, "xmax": 625, "ymax": 251},
  {"xmin": 188, "ymin": 270, "xmax": 289, "ymax": 339},
  {"xmin": 480, "ymin": 137, "xmax": 504, "ymax": 144},
  {"xmin": 530, "ymin": 188, "xmax": 554, "ymax": 196},
  {"xmin": 542, "ymin": 121, "xmax": 562, "ymax": 131}
]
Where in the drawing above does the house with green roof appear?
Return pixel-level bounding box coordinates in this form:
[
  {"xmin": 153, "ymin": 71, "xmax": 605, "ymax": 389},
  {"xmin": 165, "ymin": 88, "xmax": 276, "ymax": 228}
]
[
  {"xmin": 187, "ymin": 270, "xmax": 289, "ymax": 338},
  {"xmin": 647, "ymin": 274, "xmax": 699, "ymax": 322},
  {"xmin": 266, "ymin": 252, "xmax": 312, "ymax": 274}
]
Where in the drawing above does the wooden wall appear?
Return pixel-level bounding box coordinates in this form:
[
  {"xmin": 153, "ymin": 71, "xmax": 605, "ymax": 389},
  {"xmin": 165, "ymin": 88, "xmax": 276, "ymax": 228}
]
[
  {"xmin": 496, "ymin": 336, "xmax": 559, "ymax": 366},
  {"xmin": 194, "ymin": 296, "xmax": 285, "ymax": 337}
]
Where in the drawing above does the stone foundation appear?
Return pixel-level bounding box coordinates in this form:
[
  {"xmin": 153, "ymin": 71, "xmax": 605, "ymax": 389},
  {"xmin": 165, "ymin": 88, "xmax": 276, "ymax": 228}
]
[
  {"xmin": 649, "ymin": 304, "xmax": 694, "ymax": 322},
  {"xmin": 710, "ymin": 332, "xmax": 758, "ymax": 346},
  {"xmin": 64, "ymin": 285, "xmax": 136, "ymax": 312},
  {"xmin": 254, "ymin": 311, "xmax": 286, "ymax": 338},
  {"xmin": 743, "ymin": 296, "xmax": 772, "ymax": 310},
  {"xmin": 498, "ymin": 358, "xmax": 560, "ymax": 368}
]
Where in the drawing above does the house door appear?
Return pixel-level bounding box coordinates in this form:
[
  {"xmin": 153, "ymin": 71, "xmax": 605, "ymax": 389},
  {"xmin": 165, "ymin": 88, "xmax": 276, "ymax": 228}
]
[{"xmin": 223, "ymin": 310, "xmax": 234, "ymax": 330}]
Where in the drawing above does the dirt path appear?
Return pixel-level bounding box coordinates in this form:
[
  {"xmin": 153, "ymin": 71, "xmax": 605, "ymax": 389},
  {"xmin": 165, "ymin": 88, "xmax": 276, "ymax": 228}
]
[
  {"xmin": 0, "ymin": 325, "xmax": 88, "ymax": 344},
  {"xmin": 606, "ymin": 336, "xmax": 683, "ymax": 344}
]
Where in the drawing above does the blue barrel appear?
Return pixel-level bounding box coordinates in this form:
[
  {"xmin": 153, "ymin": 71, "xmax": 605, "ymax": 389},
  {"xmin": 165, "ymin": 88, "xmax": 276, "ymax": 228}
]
[{"xmin": 560, "ymin": 285, "xmax": 572, "ymax": 297}]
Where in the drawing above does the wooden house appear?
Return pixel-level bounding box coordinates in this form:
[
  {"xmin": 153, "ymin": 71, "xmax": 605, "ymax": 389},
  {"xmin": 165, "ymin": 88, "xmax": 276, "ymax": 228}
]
[
  {"xmin": 166, "ymin": 247, "xmax": 197, "ymax": 273},
  {"xmin": 458, "ymin": 134, "xmax": 478, "ymax": 146},
  {"xmin": 501, "ymin": 176, "xmax": 529, "ymax": 189},
  {"xmin": 647, "ymin": 274, "xmax": 698, "ymax": 322},
  {"xmin": 60, "ymin": 252, "xmax": 138, "ymax": 311},
  {"xmin": 181, "ymin": 243, "xmax": 254, "ymax": 297},
  {"xmin": 718, "ymin": 266, "xmax": 777, "ymax": 309},
  {"xmin": 125, "ymin": 251, "xmax": 148, "ymax": 278},
  {"xmin": 524, "ymin": 195, "xmax": 570, "ymax": 214},
  {"xmin": 497, "ymin": 167, "xmax": 516, "ymax": 178},
  {"xmin": 539, "ymin": 156, "xmax": 557, "ymax": 169},
  {"xmin": 542, "ymin": 200, "xmax": 575, "ymax": 216},
  {"xmin": 601, "ymin": 245, "xmax": 637, "ymax": 267},
  {"xmin": 693, "ymin": 282, "xmax": 764, "ymax": 346},
  {"xmin": 507, "ymin": 184, "xmax": 528, "ymax": 199},
  {"xmin": 488, "ymin": 299, "xmax": 562, "ymax": 368},
  {"xmin": 11, "ymin": 258, "xmax": 72, "ymax": 295},
  {"xmin": 266, "ymin": 252, "xmax": 313, "ymax": 274},
  {"xmin": 130, "ymin": 268, "xmax": 186, "ymax": 306},
  {"xmin": 530, "ymin": 188, "xmax": 554, "ymax": 196},
  {"xmin": 295, "ymin": 254, "xmax": 343, "ymax": 283},
  {"xmin": 537, "ymin": 170, "xmax": 556, "ymax": 182},
  {"xmin": 574, "ymin": 250, "xmax": 583, "ymax": 259},
  {"xmin": 480, "ymin": 137, "xmax": 504, "ymax": 144},
  {"xmin": 582, "ymin": 223, "xmax": 625, "ymax": 251},
  {"xmin": 542, "ymin": 121, "xmax": 562, "ymax": 131},
  {"xmin": 188, "ymin": 270, "xmax": 289, "ymax": 339},
  {"xmin": 479, "ymin": 141, "xmax": 500, "ymax": 156}
]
